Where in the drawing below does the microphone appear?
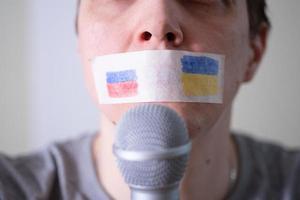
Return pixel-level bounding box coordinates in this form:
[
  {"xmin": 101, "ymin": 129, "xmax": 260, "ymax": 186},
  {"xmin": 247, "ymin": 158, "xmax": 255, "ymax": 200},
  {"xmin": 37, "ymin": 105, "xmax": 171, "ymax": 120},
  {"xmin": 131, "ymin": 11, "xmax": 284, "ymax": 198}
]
[{"xmin": 113, "ymin": 104, "xmax": 191, "ymax": 200}]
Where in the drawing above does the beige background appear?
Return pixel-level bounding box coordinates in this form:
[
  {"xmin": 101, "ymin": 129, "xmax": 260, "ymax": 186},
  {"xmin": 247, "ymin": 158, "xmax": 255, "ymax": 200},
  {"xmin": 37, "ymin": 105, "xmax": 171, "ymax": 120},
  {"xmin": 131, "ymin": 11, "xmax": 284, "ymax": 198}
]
[{"xmin": 0, "ymin": 0, "xmax": 299, "ymax": 155}]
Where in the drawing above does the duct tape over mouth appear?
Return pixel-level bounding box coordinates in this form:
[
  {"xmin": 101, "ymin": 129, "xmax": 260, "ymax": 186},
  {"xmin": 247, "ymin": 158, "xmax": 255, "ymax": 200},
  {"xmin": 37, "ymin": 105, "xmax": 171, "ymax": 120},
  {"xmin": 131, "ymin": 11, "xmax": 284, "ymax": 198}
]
[{"xmin": 92, "ymin": 50, "xmax": 224, "ymax": 104}]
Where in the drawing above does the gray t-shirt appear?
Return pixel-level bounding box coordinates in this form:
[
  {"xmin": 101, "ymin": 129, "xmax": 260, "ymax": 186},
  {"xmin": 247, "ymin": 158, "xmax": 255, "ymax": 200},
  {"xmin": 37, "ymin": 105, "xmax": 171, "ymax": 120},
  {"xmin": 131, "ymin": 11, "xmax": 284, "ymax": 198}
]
[{"xmin": 0, "ymin": 133, "xmax": 299, "ymax": 200}]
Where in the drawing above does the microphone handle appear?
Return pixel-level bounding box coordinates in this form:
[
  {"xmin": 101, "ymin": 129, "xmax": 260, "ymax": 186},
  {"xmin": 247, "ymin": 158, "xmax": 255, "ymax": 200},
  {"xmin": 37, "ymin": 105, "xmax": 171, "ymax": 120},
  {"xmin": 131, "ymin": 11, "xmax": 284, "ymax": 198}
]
[{"xmin": 131, "ymin": 184, "xmax": 180, "ymax": 200}]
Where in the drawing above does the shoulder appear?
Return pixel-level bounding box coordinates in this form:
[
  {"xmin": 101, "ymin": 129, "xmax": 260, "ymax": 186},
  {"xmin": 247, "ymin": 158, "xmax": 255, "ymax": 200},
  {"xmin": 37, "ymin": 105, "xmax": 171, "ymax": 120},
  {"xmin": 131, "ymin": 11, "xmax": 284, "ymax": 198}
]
[
  {"xmin": 0, "ymin": 132, "xmax": 102, "ymax": 200},
  {"xmin": 231, "ymin": 133, "xmax": 300, "ymax": 200},
  {"xmin": 0, "ymin": 147, "xmax": 56, "ymax": 199}
]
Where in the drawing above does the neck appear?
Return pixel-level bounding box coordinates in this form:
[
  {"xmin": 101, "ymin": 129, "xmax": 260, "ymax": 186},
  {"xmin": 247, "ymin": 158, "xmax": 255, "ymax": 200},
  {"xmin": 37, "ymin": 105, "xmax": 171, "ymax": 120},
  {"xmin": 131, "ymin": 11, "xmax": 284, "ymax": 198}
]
[
  {"xmin": 93, "ymin": 105, "xmax": 238, "ymax": 200},
  {"xmin": 180, "ymin": 105, "xmax": 237, "ymax": 200}
]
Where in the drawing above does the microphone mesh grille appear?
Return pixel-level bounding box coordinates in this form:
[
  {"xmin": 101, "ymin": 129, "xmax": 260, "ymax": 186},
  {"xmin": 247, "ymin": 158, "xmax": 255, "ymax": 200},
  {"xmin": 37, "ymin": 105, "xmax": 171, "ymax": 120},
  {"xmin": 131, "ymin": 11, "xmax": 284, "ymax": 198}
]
[{"xmin": 114, "ymin": 104, "xmax": 189, "ymax": 188}]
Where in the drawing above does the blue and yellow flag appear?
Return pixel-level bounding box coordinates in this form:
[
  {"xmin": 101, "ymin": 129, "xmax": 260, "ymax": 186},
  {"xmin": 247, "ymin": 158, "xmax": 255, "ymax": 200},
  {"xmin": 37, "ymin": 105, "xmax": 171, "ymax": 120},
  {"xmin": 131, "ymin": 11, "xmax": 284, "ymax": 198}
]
[{"xmin": 181, "ymin": 55, "xmax": 219, "ymax": 96}]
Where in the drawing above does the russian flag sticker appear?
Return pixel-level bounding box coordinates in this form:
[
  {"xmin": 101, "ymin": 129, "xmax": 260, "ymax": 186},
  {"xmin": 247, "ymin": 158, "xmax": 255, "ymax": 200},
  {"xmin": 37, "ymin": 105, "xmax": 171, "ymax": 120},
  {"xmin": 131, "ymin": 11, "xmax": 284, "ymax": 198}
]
[
  {"xmin": 181, "ymin": 55, "xmax": 219, "ymax": 96},
  {"xmin": 106, "ymin": 69, "xmax": 138, "ymax": 98}
]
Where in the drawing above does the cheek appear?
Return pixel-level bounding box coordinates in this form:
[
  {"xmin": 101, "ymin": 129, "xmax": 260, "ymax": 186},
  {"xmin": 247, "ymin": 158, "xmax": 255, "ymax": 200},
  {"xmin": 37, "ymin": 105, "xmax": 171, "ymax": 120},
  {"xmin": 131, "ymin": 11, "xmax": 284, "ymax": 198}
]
[
  {"xmin": 78, "ymin": 24, "xmax": 132, "ymax": 106},
  {"xmin": 223, "ymin": 29, "xmax": 251, "ymax": 103},
  {"xmin": 183, "ymin": 10, "xmax": 251, "ymax": 105},
  {"xmin": 78, "ymin": 14, "xmax": 135, "ymax": 59},
  {"xmin": 80, "ymin": 57, "xmax": 99, "ymax": 106},
  {"xmin": 79, "ymin": 26, "xmax": 120, "ymax": 58},
  {"xmin": 78, "ymin": 30, "xmax": 101, "ymax": 105}
]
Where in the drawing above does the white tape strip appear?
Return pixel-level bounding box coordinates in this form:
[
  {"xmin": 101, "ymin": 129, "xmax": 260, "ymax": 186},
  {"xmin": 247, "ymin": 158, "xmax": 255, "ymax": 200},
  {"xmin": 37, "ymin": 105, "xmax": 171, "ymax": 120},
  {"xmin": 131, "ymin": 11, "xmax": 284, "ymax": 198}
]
[{"xmin": 92, "ymin": 50, "xmax": 224, "ymax": 104}]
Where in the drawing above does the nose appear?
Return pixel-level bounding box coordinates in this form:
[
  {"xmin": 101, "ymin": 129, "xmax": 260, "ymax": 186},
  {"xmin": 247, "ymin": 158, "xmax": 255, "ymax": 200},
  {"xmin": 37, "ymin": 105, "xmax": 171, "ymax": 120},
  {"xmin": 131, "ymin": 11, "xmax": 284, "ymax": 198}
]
[
  {"xmin": 141, "ymin": 31, "xmax": 182, "ymax": 45},
  {"xmin": 136, "ymin": 1, "xmax": 184, "ymax": 47}
]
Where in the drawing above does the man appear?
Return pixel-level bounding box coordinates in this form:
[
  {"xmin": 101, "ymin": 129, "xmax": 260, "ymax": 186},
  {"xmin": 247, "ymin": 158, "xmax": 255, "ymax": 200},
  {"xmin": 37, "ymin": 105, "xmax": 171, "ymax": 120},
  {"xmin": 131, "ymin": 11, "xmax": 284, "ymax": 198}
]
[{"xmin": 0, "ymin": 0, "xmax": 299, "ymax": 200}]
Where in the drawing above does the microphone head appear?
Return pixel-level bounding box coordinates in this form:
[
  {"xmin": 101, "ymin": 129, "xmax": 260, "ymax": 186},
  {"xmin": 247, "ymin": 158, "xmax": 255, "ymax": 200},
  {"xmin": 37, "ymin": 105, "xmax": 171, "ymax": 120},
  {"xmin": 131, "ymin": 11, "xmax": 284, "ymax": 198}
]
[{"xmin": 114, "ymin": 104, "xmax": 190, "ymax": 189}]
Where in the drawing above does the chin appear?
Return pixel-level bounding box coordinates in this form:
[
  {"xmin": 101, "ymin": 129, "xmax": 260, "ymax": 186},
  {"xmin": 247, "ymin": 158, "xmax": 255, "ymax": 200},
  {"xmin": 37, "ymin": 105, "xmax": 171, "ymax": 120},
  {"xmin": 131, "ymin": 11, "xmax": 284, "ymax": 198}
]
[
  {"xmin": 163, "ymin": 102, "xmax": 224, "ymax": 139},
  {"xmin": 100, "ymin": 102, "xmax": 224, "ymax": 139}
]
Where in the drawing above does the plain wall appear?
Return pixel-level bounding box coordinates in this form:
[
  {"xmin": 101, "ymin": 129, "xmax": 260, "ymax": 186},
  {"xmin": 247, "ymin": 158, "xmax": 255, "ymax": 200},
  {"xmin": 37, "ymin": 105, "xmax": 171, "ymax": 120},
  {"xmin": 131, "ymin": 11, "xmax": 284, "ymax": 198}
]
[
  {"xmin": 0, "ymin": 1, "xmax": 29, "ymax": 154},
  {"xmin": 0, "ymin": 0, "xmax": 99, "ymax": 155},
  {"xmin": 27, "ymin": 0, "xmax": 99, "ymax": 153},
  {"xmin": 0, "ymin": 1, "xmax": 299, "ymax": 154}
]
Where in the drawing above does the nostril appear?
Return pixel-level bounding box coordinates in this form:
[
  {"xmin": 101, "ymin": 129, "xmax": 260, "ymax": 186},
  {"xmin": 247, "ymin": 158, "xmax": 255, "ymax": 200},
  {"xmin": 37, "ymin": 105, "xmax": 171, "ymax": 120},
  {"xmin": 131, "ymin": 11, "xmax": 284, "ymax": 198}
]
[
  {"xmin": 141, "ymin": 31, "xmax": 152, "ymax": 41},
  {"xmin": 166, "ymin": 32, "xmax": 175, "ymax": 42}
]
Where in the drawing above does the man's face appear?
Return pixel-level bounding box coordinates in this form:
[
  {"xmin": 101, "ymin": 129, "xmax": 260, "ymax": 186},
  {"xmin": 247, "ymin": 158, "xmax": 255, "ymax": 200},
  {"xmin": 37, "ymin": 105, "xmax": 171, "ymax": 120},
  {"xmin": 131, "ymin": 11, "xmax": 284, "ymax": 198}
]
[{"xmin": 77, "ymin": 0, "xmax": 255, "ymax": 138}]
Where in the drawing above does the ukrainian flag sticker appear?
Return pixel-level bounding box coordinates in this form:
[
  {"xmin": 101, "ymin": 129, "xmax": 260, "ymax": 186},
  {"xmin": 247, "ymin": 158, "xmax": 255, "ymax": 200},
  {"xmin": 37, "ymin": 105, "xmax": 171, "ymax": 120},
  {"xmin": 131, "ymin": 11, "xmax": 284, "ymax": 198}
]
[{"xmin": 181, "ymin": 55, "xmax": 219, "ymax": 97}]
